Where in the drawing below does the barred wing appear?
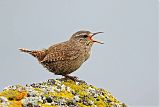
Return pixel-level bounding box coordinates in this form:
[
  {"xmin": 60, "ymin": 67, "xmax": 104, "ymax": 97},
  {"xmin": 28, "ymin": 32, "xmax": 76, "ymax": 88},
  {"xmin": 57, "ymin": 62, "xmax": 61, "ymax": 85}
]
[{"xmin": 41, "ymin": 49, "xmax": 80, "ymax": 63}]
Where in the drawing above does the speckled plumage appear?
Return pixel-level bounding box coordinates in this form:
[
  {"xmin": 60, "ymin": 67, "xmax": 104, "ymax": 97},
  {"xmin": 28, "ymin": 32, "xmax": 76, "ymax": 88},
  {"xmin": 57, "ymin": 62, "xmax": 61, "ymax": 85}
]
[{"xmin": 19, "ymin": 30, "xmax": 103, "ymax": 80}]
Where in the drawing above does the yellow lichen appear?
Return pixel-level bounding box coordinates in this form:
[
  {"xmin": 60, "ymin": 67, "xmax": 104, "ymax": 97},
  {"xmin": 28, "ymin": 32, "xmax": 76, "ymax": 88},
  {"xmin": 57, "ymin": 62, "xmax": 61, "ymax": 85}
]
[
  {"xmin": 63, "ymin": 81, "xmax": 86, "ymax": 91},
  {"xmin": 34, "ymin": 88, "xmax": 43, "ymax": 92},
  {"xmin": 49, "ymin": 91, "xmax": 73, "ymax": 99},
  {"xmin": 8, "ymin": 101, "xmax": 22, "ymax": 107},
  {"xmin": 78, "ymin": 103, "xmax": 89, "ymax": 107},
  {"xmin": 94, "ymin": 99, "xmax": 106, "ymax": 107},
  {"xmin": 40, "ymin": 104, "xmax": 57, "ymax": 107},
  {"xmin": 0, "ymin": 90, "xmax": 27, "ymax": 101},
  {"xmin": 63, "ymin": 80, "xmax": 89, "ymax": 97}
]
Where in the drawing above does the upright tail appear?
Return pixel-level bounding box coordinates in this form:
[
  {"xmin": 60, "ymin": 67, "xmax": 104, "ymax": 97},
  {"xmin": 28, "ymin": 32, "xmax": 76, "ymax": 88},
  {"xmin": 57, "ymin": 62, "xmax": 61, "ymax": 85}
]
[{"xmin": 19, "ymin": 48, "xmax": 47, "ymax": 61}]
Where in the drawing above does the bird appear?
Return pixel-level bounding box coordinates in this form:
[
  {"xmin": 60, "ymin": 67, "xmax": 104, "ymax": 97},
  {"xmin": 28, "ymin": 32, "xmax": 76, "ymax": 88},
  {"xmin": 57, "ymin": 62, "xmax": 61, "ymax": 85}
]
[{"xmin": 19, "ymin": 30, "xmax": 103, "ymax": 81}]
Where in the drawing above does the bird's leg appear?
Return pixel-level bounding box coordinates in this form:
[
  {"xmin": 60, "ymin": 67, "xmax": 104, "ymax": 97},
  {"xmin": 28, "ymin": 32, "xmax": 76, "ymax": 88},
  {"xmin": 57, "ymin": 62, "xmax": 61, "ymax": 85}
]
[
  {"xmin": 63, "ymin": 75, "xmax": 85, "ymax": 83},
  {"xmin": 63, "ymin": 75, "xmax": 79, "ymax": 81}
]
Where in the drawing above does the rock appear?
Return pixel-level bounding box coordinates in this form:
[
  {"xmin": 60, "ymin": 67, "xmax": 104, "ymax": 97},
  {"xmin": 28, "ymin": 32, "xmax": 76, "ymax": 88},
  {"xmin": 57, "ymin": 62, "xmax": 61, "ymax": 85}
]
[{"xmin": 0, "ymin": 78, "xmax": 127, "ymax": 107}]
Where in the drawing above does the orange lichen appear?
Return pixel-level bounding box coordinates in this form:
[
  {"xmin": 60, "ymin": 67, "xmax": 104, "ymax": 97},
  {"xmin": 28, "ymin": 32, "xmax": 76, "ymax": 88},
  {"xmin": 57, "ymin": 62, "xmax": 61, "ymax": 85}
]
[{"xmin": 16, "ymin": 90, "xmax": 27, "ymax": 101}]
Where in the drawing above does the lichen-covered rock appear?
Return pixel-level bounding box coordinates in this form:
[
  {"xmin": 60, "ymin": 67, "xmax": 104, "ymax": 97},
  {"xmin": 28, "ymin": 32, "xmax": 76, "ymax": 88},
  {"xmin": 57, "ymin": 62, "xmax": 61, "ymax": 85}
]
[{"xmin": 0, "ymin": 78, "xmax": 127, "ymax": 107}]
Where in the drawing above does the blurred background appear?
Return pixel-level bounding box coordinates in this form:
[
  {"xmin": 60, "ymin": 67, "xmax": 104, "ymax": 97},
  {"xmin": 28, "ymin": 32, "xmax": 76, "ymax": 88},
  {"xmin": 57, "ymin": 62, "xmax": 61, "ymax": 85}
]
[{"xmin": 0, "ymin": 0, "xmax": 158, "ymax": 107}]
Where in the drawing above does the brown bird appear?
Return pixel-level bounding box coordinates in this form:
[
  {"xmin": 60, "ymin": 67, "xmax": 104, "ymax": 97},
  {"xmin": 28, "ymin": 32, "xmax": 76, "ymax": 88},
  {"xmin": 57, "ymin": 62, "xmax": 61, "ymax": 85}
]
[{"xmin": 19, "ymin": 30, "xmax": 103, "ymax": 81}]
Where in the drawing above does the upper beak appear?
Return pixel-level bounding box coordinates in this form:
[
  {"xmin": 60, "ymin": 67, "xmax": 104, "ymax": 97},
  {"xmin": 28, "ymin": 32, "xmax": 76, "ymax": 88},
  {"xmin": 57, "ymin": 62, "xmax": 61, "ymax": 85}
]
[{"xmin": 89, "ymin": 32, "xmax": 104, "ymax": 44}]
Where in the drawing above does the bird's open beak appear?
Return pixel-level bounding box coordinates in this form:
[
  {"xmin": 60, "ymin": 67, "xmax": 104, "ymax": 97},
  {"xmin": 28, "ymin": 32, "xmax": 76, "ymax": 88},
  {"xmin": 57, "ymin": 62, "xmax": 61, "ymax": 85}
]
[{"xmin": 88, "ymin": 32, "xmax": 104, "ymax": 44}]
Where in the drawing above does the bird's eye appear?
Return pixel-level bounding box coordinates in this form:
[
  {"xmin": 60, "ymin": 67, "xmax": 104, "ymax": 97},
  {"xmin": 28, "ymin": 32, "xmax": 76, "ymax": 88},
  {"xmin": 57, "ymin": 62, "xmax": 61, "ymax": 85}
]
[{"xmin": 83, "ymin": 35, "xmax": 88, "ymax": 38}]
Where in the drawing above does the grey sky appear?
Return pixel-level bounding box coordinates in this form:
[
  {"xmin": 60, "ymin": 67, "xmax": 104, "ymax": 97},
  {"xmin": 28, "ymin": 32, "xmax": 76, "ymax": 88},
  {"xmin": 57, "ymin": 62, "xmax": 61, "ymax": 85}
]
[{"xmin": 0, "ymin": 0, "xmax": 158, "ymax": 107}]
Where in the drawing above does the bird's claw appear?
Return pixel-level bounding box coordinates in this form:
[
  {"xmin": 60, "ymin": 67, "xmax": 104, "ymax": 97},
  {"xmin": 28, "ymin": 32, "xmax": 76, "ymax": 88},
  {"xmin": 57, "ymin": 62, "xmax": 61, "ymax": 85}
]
[
  {"xmin": 64, "ymin": 75, "xmax": 78, "ymax": 81},
  {"xmin": 63, "ymin": 75, "xmax": 86, "ymax": 83}
]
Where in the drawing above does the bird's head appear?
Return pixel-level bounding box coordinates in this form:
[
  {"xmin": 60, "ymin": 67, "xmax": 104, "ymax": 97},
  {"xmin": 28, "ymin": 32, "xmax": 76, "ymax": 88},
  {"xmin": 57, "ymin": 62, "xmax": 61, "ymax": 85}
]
[{"xmin": 70, "ymin": 30, "xmax": 104, "ymax": 46}]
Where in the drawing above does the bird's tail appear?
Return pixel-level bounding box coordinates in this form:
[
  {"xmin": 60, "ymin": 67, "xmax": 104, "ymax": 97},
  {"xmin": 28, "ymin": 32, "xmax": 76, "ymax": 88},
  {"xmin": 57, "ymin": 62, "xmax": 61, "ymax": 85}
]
[
  {"xmin": 19, "ymin": 48, "xmax": 47, "ymax": 61},
  {"xmin": 19, "ymin": 48, "xmax": 32, "ymax": 53}
]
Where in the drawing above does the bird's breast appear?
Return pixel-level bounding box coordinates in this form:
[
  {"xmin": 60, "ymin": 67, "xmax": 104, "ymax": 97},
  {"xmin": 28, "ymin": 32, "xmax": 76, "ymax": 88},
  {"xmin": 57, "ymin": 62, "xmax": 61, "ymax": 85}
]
[{"xmin": 84, "ymin": 46, "xmax": 91, "ymax": 62}]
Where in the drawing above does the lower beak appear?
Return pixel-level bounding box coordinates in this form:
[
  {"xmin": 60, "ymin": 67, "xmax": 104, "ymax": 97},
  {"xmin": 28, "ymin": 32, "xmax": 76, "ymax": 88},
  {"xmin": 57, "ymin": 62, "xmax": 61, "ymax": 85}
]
[{"xmin": 89, "ymin": 32, "xmax": 104, "ymax": 44}]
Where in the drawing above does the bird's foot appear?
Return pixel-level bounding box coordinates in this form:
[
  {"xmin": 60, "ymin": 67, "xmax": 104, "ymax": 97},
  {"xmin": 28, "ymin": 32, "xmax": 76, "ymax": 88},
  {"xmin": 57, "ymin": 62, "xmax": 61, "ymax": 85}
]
[
  {"xmin": 63, "ymin": 75, "xmax": 85, "ymax": 83},
  {"xmin": 64, "ymin": 75, "xmax": 78, "ymax": 81}
]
